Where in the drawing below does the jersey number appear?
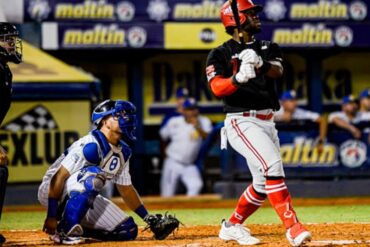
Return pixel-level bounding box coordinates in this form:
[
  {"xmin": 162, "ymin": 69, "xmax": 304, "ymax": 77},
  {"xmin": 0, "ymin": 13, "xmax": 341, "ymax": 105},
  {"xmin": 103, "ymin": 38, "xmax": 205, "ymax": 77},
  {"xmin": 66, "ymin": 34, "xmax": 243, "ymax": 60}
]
[{"xmin": 109, "ymin": 157, "xmax": 118, "ymax": 171}]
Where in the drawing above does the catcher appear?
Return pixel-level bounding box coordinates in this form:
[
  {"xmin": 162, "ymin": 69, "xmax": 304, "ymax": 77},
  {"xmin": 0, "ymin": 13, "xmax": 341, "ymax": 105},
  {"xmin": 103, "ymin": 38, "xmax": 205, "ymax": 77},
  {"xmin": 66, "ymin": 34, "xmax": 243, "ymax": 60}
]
[{"xmin": 38, "ymin": 99, "xmax": 179, "ymax": 244}]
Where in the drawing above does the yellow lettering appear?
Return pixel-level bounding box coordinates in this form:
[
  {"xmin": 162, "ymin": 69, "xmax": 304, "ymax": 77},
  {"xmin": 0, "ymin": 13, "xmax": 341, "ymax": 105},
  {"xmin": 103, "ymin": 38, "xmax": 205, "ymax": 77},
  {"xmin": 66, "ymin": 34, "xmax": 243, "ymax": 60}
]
[
  {"xmin": 281, "ymin": 145, "xmax": 294, "ymax": 164},
  {"xmin": 55, "ymin": 1, "xmax": 114, "ymax": 19},
  {"xmin": 273, "ymin": 25, "xmax": 332, "ymax": 46},
  {"xmin": 63, "ymin": 25, "xmax": 125, "ymax": 46},
  {"xmin": 173, "ymin": 1, "xmax": 222, "ymax": 19},
  {"xmin": 290, "ymin": 2, "xmax": 348, "ymax": 19}
]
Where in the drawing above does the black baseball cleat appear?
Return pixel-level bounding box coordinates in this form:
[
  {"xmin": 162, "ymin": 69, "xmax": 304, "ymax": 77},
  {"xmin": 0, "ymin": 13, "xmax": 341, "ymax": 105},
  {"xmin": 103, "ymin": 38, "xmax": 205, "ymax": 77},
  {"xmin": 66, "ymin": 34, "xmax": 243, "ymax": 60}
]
[{"xmin": 0, "ymin": 233, "xmax": 6, "ymax": 243}]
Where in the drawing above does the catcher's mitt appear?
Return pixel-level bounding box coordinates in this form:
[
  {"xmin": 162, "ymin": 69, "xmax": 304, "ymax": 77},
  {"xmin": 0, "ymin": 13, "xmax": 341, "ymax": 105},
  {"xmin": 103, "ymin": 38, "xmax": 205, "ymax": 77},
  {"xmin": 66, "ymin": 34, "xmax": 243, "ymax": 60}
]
[{"xmin": 143, "ymin": 213, "xmax": 180, "ymax": 240}]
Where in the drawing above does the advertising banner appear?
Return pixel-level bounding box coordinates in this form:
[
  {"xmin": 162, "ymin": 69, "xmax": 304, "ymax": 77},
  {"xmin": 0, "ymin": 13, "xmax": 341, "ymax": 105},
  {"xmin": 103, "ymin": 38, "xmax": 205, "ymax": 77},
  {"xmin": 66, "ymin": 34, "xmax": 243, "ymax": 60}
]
[
  {"xmin": 257, "ymin": 23, "xmax": 370, "ymax": 48},
  {"xmin": 164, "ymin": 23, "xmax": 229, "ymax": 49},
  {"xmin": 278, "ymin": 130, "xmax": 370, "ymax": 172},
  {"xmin": 0, "ymin": 101, "xmax": 90, "ymax": 182},
  {"xmin": 24, "ymin": 0, "xmax": 369, "ymax": 23},
  {"xmin": 42, "ymin": 21, "xmax": 370, "ymax": 49},
  {"xmin": 42, "ymin": 22, "xmax": 164, "ymax": 49}
]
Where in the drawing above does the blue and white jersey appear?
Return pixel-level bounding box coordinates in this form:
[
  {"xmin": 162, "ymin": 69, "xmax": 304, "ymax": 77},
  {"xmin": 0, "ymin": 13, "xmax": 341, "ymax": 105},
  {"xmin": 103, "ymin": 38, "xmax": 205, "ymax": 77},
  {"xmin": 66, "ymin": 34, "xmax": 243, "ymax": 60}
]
[
  {"xmin": 328, "ymin": 111, "xmax": 370, "ymax": 124},
  {"xmin": 274, "ymin": 107, "xmax": 320, "ymax": 122},
  {"xmin": 40, "ymin": 129, "xmax": 132, "ymax": 187}
]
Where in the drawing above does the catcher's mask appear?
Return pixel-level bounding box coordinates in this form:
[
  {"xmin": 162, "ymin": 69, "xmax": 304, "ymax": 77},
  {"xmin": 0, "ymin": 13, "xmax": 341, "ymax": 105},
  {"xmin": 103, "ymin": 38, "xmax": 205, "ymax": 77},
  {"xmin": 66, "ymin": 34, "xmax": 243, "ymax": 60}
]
[
  {"xmin": 0, "ymin": 22, "xmax": 22, "ymax": 64},
  {"xmin": 92, "ymin": 99, "xmax": 137, "ymax": 141}
]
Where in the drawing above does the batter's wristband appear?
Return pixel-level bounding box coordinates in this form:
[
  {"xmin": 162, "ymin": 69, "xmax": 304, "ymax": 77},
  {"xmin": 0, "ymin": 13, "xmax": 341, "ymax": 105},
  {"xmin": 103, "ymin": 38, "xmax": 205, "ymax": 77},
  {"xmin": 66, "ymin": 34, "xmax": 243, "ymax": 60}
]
[
  {"xmin": 135, "ymin": 204, "xmax": 149, "ymax": 219},
  {"xmin": 47, "ymin": 198, "xmax": 58, "ymax": 218},
  {"xmin": 231, "ymin": 75, "xmax": 242, "ymax": 87},
  {"xmin": 259, "ymin": 60, "xmax": 272, "ymax": 74}
]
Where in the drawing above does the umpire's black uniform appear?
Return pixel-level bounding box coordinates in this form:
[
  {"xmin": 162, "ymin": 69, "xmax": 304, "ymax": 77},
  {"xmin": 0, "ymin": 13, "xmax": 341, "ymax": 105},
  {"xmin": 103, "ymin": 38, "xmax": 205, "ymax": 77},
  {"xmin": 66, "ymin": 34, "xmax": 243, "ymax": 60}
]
[{"xmin": 0, "ymin": 22, "xmax": 22, "ymax": 244}]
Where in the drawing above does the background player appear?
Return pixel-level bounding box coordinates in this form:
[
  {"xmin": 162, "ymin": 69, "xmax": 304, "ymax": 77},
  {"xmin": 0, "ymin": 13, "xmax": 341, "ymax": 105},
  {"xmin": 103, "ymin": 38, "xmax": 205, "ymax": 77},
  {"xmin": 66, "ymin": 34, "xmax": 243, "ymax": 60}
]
[
  {"xmin": 329, "ymin": 95, "xmax": 370, "ymax": 141},
  {"xmin": 206, "ymin": 0, "xmax": 311, "ymax": 246},
  {"xmin": 0, "ymin": 22, "xmax": 22, "ymax": 244},
  {"xmin": 38, "ymin": 99, "xmax": 178, "ymax": 244},
  {"xmin": 274, "ymin": 90, "xmax": 327, "ymax": 151},
  {"xmin": 159, "ymin": 98, "xmax": 212, "ymax": 197}
]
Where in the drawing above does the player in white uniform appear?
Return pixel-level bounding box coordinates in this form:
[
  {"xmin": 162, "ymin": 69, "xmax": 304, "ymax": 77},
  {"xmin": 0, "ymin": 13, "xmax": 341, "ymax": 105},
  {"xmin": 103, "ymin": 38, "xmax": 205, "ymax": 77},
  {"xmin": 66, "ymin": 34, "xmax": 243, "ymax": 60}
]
[
  {"xmin": 274, "ymin": 90, "xmax": 327, "ymax": 149},
  {"xmin": 39, "ymin": 100, "xmax": 159, "ymax": 244},
  {"xmin": 328, "ymin": 95, "xmax": 370, "ymax": 138},
  {"xmin": 159, "ymin": 98, "xmax": 212, "ymax": 197},
  {"xmin": 359, "ymin": 88, "xmax": 370, "ymax": 113}
]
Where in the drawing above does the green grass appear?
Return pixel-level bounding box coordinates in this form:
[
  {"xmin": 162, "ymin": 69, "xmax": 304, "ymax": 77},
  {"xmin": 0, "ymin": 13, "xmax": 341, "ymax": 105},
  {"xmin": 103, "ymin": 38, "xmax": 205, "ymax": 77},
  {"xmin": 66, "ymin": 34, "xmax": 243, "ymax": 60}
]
[{"xmin": 1, "ymin": 205, "xmax": 369, "ymax": 230}]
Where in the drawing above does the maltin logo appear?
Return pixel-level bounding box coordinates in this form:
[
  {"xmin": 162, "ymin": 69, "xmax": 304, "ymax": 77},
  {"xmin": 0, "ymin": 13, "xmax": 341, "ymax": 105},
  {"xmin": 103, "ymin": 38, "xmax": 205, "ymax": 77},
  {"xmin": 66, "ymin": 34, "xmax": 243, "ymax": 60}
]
[{"xmin": 199, "ymin": 28, "xmax": 216, "ymax": 43}]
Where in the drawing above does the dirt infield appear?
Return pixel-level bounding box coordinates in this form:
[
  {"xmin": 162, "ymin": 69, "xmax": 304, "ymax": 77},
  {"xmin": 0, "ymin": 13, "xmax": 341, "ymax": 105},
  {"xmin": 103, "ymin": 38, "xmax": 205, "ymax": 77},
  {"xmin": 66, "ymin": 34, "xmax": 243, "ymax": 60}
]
[
  {"xmin": 2, "ymin": 223, "xmax": 370, "ymax": 247},
  {"xmin": 2, "ymin": 196, "xmax": 370, "ymax": 246}
]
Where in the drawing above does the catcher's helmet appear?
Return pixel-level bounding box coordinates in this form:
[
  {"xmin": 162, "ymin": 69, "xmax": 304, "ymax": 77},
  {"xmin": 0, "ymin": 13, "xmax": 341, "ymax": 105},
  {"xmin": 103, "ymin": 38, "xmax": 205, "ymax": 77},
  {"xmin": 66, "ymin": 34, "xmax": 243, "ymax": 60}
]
[
  {"xmin": 0, "ymin": 22, "xmax": 22, "ymax": 64},
  {"xmin": 92, "ymin": 99, "xmax": 137, "ymax": 141},
  {"xmin": 220, "ymin": 0, "xmax": 263, "ymax": 28}
]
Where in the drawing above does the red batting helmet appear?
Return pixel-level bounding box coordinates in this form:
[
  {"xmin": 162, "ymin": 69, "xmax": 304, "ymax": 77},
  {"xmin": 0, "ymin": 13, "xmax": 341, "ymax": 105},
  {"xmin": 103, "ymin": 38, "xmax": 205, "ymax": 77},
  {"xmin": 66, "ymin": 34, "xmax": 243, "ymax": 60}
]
[{"xmin": 220, "ymin": 0, "xmax": 263, "ymax": 28}]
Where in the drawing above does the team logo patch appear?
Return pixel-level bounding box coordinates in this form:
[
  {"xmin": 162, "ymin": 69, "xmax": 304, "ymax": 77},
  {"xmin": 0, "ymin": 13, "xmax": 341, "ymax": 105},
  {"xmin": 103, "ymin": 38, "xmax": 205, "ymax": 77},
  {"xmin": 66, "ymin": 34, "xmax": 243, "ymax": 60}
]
[
  {"xmin": 28, "ymin": 0, "xmax": 51, "ymax": 22},
  {"xmin": 334, "ymin": 26, "xmax": 353, "ymax": 47},
  {"xmin": 147, "ymin": 0, "xmax": 170, "ymax": 22},
  {"xmin": 116, "ymin": 1, "xmax": 136, "ymax": 22},
  {"xmin": 349, "ymin": 1, "xmax": 367, "ymax": 21},
  {"xmin": 264, "ymin": 0, "xmax": 287, "ymax": 22},
  {"xmin": 199, "ymin": 28, "xmax": 216, "ymax": 43},
  {"xmin": 339, "ymin": 140, "xmax": 367, "ymax": 168},
  {"xmin": 127, "ymin": 27, "xmax": 147, "ymax": 48}
]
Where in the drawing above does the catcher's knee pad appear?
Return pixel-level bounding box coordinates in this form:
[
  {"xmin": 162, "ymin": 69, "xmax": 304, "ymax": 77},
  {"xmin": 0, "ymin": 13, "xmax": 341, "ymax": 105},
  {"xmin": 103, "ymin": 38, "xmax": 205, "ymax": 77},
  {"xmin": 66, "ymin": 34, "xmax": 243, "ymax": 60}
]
[
  {"xmin": 58, "ymin": 166, "xmax": 105, "ymax": 235},
  {"xmin": 109, "ymin": 216, "xmax": 138, "ymax": 241}
]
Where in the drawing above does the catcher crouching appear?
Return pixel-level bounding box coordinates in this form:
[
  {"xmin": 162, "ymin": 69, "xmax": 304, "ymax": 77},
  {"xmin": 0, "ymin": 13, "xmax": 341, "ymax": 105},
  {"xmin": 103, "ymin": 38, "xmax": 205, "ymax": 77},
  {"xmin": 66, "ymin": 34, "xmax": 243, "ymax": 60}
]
[{"xmin": 38, "ymin": 99, "xmax": 179, "ymax": 244}]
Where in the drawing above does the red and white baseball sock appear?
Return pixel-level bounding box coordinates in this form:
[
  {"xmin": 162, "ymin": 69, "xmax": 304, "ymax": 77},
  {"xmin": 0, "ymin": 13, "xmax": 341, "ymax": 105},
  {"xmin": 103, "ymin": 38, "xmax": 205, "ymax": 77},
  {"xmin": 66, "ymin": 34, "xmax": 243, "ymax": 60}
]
[
  {"xmin": 265, "ymin": 178, "xmax": 298, "ymax": 229},
  {"xmin": 228, "ymin": 185, "xmax": 266, "ymax": 225}
]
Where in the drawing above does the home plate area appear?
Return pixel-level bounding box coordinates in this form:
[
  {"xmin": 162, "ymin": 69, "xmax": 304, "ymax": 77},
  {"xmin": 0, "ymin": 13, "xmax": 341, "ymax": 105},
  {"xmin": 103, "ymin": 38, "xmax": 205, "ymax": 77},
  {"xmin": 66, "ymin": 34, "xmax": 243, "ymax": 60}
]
[{"xmin": 2, "ymin": 223, "xmax": 370, "ymax": 247}]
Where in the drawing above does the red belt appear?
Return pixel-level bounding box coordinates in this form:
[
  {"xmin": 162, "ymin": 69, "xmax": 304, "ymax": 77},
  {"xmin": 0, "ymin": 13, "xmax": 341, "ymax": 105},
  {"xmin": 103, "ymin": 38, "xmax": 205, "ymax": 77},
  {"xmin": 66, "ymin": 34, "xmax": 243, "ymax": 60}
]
[{"xmin": 243, "ymin": 112, "xmax": 274, "ymax": 120}]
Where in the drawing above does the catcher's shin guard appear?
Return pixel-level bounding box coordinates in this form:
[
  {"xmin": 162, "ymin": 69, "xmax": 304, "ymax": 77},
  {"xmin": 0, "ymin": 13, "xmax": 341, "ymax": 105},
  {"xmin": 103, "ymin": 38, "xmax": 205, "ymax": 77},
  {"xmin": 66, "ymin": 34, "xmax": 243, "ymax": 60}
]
[
  {"xmin": 58, "ymin": 166, "xmax": 105, "ymax": 235},
  {"xmin": 0, "ymin": 166, "xmax": 8, "ymax": 220},
  {"xmin": 83, "ymin": 216, "xmax": 138, "ymax": 241}
]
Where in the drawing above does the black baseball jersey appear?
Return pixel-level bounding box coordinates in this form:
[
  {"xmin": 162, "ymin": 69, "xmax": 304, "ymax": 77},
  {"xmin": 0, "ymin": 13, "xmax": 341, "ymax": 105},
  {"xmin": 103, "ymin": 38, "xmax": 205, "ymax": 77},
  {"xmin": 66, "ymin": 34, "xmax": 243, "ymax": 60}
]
[
  {"xmin": 0, "ymin": 61, "xmax": 12, "ymax": 125},
  {"xmin": 206, "ymin": 39, "xmax": 283, "ymax": 113}
]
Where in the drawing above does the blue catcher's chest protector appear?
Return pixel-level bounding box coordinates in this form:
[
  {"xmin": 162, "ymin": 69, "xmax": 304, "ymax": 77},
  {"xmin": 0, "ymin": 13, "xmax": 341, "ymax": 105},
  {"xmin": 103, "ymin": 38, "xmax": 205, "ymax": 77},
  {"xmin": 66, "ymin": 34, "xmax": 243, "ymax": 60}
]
[{"xmin": 58, "ymin": 129, "xmax": 132, "ymax": 236}]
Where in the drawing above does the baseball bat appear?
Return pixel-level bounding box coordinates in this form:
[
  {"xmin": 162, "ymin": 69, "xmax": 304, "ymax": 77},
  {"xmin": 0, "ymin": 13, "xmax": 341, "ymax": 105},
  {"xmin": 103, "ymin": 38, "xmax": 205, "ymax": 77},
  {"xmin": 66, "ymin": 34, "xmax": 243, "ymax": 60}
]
[{"xmin": 229, "ymin": 0, "xmax": 245, "ymax": 46}]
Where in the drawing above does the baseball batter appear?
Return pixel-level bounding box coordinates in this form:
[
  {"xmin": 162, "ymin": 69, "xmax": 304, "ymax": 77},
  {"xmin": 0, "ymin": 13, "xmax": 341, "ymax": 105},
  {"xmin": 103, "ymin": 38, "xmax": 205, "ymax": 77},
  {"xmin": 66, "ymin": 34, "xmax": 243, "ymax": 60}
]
[
  {"xmin": 0, "ymin": 22, "xmax": 22, "ymax": 244},
  {"xmin": 206, "ymin": 1, "xmax": 311, "ymax": 246},
  {"xmin": 159, "ymin": 98, "xmax": 212, "ymax": 197},
  {"xmin": 39, "ymin": 100, "xmax": 179, "ymax": 244}
]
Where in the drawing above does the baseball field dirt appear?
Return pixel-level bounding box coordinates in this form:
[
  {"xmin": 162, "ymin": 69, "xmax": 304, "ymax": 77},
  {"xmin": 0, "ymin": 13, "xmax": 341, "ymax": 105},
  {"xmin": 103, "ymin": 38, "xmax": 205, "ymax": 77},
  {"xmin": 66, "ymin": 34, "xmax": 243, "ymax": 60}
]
[{"xmin": 2, "ymin": 196, "xmax": 370, "ymax": 246}]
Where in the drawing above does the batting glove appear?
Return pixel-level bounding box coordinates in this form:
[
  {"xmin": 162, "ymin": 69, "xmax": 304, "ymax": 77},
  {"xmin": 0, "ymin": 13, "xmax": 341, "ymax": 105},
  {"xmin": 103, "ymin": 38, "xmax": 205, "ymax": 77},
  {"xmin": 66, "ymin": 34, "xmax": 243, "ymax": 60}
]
[
  {"xmin": 239, "ymin": 49, "xmax": 263, "ymax": 69},
  {"xmin": 235, "ymin": 63, "xmax": 256, "ymax": 84}
]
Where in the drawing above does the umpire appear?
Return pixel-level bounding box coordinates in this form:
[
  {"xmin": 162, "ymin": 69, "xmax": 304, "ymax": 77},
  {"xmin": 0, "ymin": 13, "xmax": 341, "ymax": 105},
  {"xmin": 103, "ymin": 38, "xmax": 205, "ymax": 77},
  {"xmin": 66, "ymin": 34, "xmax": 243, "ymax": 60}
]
[{"xmin": 0, "ymin": 22, "xmax": 23, "ymax": 243}]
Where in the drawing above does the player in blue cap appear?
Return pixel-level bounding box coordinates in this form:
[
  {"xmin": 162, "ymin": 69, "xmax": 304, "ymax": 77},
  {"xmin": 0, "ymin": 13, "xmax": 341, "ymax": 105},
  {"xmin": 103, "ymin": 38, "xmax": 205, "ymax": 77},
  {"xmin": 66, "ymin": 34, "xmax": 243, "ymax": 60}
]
[
  {"xmin": 159, "ymin": 98, "xmax": 212, "ymax": 197},
  {"xmin": 359, "ymin": 88, "xmax": 370, "ymax": 113},
  {"xmin": 274, "ymin": 90, "xmax": 327, "ymax": 150}
]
